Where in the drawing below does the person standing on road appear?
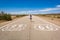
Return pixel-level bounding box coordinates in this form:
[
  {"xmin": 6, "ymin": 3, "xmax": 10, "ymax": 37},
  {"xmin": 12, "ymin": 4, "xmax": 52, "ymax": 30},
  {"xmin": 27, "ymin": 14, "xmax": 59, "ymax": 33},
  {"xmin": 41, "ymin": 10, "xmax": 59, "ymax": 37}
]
[{"xmin": 30, "ymin": 14, "xmax": 32, "ymax": 21}]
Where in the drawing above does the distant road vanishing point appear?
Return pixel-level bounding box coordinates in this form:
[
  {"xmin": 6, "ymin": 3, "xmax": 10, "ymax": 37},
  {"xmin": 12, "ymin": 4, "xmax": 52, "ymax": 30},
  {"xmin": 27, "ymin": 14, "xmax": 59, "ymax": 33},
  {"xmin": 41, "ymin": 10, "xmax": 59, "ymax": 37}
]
[{"xmin": 0, "ymin": 15, "xmax": 60, "ymax": 40}]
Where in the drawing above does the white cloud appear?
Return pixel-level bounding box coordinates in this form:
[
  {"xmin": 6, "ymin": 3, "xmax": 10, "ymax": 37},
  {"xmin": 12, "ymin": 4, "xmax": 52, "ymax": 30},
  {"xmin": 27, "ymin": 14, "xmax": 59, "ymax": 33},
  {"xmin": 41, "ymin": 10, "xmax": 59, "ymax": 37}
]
[
  {"xmin": 39, "ymin": 8, "xmax": 52, "ymax": 11},
  {"xmin": 38, "ymin": 5, "xmax": 60, "ymax": 12},
  {"xmin": 56, "ymin": 5, "xmax": 60, "ymax": 8},
  {"xmin": 10, "ymin": 7, "xmax": 60, "ymax": 14},
  {"xmin": 15, "ymin": 8, "xmax": 60, "ymax": 14},
  {"xmin": 9, "ymin": 5, "xmax": 60, "ymax": 14},
  {"xmin": 39, "ymin": 8, "xmax": 60, "ymax": 12}
]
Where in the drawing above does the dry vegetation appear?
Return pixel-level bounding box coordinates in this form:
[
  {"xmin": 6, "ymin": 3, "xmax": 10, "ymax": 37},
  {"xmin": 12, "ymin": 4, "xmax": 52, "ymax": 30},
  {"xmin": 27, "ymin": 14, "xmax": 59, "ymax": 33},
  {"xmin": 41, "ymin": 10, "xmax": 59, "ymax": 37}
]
[
  {"xmin": 36, "ymin": 14, "xmax": 60, "ymax": 26},
  {"xmin": 36, "ymin": 14, "xmax": 60, "ymax": 19},
  {"xmin": 0, "ymin": 11, "xmax": 27, "ymax": 23}
]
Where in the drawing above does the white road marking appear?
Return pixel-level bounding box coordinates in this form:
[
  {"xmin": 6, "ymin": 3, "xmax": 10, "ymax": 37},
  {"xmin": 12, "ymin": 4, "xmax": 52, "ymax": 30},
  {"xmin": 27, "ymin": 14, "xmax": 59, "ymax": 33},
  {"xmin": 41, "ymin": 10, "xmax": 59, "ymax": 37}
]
[
  {"xmin": 38, "ymin": 26, "xmax": 44, "ymax": 30},
  {"xmin": 0, "ymin": 24, "xmax": 26, "ymax": 31},
  {"xmin": 34, "ymin": 24, "xmax": 60, "ymax": 31},
  {"xmin": 45, "ymin": 25, "xmax": 53, "ymax": 31}
]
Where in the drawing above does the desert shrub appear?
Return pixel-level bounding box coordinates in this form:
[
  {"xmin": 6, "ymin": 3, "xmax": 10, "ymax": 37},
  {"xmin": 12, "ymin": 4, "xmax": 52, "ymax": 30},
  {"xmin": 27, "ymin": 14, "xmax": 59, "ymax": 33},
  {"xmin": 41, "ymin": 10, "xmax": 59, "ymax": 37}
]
[
  {"xmin": 0, "ymin": 16, "xmax": 3, "ymax": 20},
  {"xmin": 16, "ymin": 15, "xmax": 26, "ymax": 17},
  {"xmin": 3, "ymin": 14, "xmax": 12, "ymax": 21},
  {"xmin": 42, "ymin": 15, "xmax": 46, "ymax": 16},
  {"xmin": 0, "ymin": 11, "xmax": 12, "ymax": 21},
  {"xmin": 0, "ymin": 14, "xmax": 12, "ymax": 21},
  {"xmin": 56, "ymin": 16, "xmax": 60, "ymax": 18},
  {"xmin": 16, "ymin": 15, "xmax": 20, "ymax": 17}
]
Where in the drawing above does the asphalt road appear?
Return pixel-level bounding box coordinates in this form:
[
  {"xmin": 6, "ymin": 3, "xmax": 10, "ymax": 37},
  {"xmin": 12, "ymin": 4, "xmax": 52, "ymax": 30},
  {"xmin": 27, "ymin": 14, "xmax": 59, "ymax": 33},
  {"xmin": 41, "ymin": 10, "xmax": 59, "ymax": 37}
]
[{"xmin": 0, "ymin": 15, "xmax": 60, "ymax": 40}]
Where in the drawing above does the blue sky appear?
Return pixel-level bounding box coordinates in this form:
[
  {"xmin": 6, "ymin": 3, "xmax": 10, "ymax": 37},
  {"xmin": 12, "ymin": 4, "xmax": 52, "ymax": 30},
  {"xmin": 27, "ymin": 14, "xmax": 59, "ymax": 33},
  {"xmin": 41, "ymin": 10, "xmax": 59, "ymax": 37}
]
[{"xmin": 0, "ymin": 0, "xmax": 60, "ymax": 14}]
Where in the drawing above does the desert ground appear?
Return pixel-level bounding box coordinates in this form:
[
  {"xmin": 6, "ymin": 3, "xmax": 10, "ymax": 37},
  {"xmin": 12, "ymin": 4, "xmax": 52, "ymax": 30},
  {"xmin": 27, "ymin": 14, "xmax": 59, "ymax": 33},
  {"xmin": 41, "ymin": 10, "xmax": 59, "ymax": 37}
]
[
  {"xmin": 0, "ymin": 15, "xmax": 60, "ymax": 40},
  {"xmin": 37, "ymin": 15, "xmax": 60, "ymax": 26}
]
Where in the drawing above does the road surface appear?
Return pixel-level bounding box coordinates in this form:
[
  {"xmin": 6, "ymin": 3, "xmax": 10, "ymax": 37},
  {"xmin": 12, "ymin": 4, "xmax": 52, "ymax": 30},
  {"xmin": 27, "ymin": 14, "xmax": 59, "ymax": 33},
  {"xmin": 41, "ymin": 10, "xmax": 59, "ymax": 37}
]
[{"xmin": 0, "ymin": 15, "xmax": 60, "ymax": 40}]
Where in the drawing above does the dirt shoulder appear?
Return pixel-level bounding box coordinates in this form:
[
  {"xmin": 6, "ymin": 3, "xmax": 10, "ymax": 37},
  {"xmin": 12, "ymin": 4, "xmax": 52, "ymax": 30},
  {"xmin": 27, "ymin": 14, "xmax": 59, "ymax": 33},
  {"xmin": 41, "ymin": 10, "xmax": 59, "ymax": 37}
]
[
  {"xmin": 39, "ymin": 16, "xmax": 60, "ymax": 26},
  {"xmin": 0, "ymin": 18, "xmax": 18, "ymax": 27},
  {"xmin": 0, "ymin": 15, "xmax": 27, "ymax": 27}
]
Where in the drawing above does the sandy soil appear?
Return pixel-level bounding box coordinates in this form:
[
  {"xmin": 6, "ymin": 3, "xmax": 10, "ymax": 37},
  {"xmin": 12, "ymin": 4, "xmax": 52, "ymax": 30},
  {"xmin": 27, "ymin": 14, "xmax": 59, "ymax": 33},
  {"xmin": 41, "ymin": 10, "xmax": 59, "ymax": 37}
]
[{"xmin": 39, "ymin": 16, "xmax": 60, "ymax": 26}]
